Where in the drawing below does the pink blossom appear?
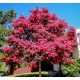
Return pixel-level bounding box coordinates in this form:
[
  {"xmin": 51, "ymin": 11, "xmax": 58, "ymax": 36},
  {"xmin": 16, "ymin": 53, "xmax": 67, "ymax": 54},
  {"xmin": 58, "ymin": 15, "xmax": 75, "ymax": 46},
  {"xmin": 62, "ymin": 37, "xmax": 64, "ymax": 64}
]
[{"xmin": 1, "ymin": 7, "xmax": 77, "ymax": 68}]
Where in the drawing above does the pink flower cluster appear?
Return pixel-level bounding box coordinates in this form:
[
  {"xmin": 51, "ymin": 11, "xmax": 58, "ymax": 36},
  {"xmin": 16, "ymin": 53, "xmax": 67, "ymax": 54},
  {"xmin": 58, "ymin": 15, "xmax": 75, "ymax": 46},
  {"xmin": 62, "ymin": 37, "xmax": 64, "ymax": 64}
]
[{"xmin": 1, "ymin": 8, "xmax": 77, "ymax": 69}]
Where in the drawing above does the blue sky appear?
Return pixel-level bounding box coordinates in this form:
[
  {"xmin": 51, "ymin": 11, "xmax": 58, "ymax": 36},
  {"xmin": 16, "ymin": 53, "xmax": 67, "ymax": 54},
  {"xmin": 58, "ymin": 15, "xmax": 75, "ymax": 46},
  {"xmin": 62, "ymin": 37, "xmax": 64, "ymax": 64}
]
[{"xmin": 0, "ymin": 3, "xmax": 80, "ymax": 28}]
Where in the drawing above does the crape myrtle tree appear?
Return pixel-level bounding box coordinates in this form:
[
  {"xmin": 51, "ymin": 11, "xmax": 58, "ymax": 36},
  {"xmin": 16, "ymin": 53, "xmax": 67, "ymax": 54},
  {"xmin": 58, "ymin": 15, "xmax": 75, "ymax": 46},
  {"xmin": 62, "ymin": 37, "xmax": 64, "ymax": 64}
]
[{"xmin": 0, "ymin": 8, "xmax": 77, "ymax": 76}]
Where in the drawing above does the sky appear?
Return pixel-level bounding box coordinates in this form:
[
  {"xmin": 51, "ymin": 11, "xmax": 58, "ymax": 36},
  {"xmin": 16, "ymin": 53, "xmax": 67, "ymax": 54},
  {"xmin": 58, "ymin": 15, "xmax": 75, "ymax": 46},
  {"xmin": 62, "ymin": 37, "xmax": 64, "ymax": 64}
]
[{"xmin": 0, "ymin": 3, "xmax": 80, "ymax": 28}]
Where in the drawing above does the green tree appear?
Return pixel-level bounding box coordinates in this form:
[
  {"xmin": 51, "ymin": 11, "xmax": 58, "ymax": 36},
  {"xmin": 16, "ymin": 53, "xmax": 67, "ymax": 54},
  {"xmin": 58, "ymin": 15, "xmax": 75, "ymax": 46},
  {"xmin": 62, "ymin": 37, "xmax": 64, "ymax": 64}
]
[
  {"xmin": 0, "ymin": 9, "xmax": 16, "ymax": 46},
  {"xmin": 0, "ymin": 9, "xmax": 16, "ymax": 25}
]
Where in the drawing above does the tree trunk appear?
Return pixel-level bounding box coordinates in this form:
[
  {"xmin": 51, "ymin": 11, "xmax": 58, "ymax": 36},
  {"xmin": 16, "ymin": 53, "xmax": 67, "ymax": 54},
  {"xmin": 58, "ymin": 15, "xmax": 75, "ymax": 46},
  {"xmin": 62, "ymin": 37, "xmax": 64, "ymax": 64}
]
[
  {"xmin": 9, "ymin": 63, "xmax": 15, "ymax": 75},
  {"xmin": 39, "ymin": 59, "xmax": 41, "ymax": 77},
  {"xmin": 18, "ymin": 64, "xmax": 20, "ymax": 68},
  {"xmin": 59, "ymin": 62, "xmax": 62, "ymax": 76}
]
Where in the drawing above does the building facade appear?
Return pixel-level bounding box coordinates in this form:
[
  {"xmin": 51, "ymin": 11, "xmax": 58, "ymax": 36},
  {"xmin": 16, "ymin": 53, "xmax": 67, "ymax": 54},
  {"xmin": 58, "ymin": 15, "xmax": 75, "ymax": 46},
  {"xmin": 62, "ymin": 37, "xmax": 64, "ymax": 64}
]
[{"xmin": 75, "ymin": 29, "xmax": 80, "ymax": 59}]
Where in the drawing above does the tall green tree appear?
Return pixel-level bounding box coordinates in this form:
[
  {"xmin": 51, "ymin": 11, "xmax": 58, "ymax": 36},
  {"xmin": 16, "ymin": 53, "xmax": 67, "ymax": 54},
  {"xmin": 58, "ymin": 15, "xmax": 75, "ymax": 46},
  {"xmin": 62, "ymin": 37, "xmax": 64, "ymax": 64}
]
[
  {"xmin": 0, "ymin": 9, "xmax": 16, "ymax": 46},
  {"xmin": 0, "ymin": 9, "xmax": 16, "ymax": 25}
]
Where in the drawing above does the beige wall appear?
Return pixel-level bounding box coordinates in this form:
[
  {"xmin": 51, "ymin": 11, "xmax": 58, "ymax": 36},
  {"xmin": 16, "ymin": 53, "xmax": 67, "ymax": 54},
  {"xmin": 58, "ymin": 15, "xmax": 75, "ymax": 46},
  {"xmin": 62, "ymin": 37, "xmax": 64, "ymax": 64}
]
[{"xmin": 75, "ymin": 29, "xmax": 80, "ymax": 59}]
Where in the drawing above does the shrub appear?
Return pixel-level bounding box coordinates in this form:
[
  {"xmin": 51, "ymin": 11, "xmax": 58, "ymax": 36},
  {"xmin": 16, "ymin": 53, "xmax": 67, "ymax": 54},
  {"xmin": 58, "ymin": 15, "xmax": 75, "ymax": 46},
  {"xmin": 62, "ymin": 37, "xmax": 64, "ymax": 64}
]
[
  {"xmin": 0, "ymin": 68, "xmax": 8, "ymax": 75},
  {"xmin": 62, "ymin": 60, "xmax": 80, "ymax": 77}
]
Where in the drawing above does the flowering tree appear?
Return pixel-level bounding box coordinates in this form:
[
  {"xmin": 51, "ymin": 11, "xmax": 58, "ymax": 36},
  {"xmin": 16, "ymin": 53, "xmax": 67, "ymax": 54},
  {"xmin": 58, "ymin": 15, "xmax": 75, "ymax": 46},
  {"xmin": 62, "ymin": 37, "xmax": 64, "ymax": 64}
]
[{"xmin": 0, "ymin": 8, "xmax": 77, "ymax": 76}]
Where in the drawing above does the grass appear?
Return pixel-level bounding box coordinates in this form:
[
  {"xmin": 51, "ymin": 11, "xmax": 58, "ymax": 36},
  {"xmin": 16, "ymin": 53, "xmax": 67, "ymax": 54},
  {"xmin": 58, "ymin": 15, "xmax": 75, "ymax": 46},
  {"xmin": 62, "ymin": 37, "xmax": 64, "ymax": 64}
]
[{"xmin": 8, "ymin": 71, "xmax": 49, "ymax": 77}]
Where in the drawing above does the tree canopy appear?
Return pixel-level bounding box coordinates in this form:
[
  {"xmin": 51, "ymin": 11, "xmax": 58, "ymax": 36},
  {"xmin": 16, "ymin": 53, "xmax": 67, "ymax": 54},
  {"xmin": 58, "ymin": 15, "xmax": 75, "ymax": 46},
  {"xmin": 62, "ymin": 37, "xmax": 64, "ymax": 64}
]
[{"xmin": 0, "ymin": 8, "xmax": 77, "ymax": 74}]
